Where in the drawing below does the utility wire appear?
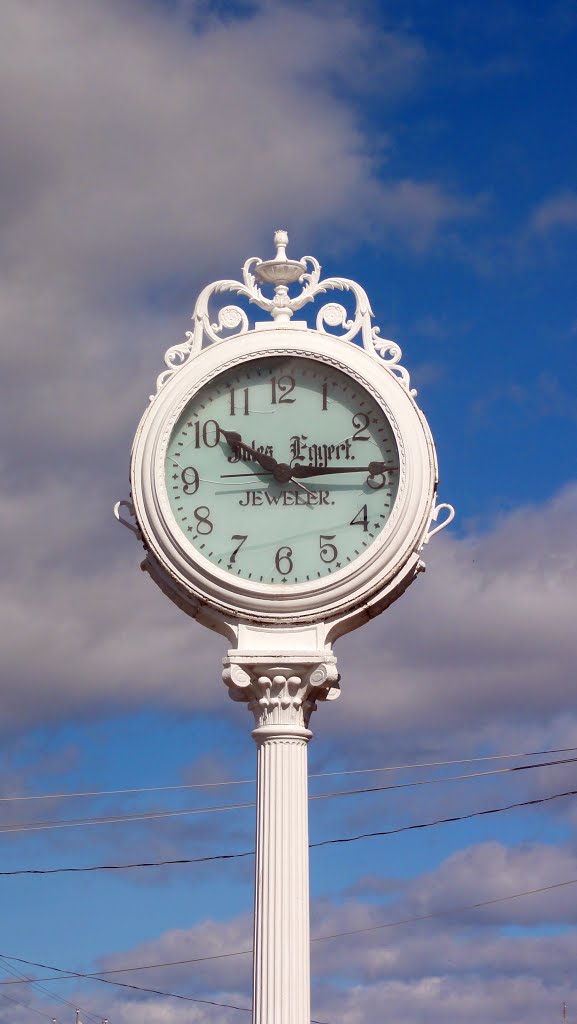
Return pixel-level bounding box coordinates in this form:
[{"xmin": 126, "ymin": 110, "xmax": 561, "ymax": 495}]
[
  {"xmin": 311, "ymin": 875, "xmax": 577, "ymax": 942},
  {"xmin": 0, "ymin": 986, "xmax": 57, "ymax": 1020},
  {"xmin": 310, "ymin": 745, "xmax": 577, "ymax": 779},
  {"xmin": 0, "ymin": 954, "xmax": 330, "ymax": 1024},
  {"xmin": 1, "ymin": 785, "xmax": 576, "ymax": 876},
  {"xmin": 0, "ymin": 957, "xmax": 100, "ymax": 1024},
  {"xmin": 2, "ymin": 745, "xmax": 575, "ymax": 804},
  {"xmin": 2, "ymin": 754, "xmax": 576, "ymax": 835},
  {"xmin": 1, "ymin": 876, "xmax": 576, "ymax": 991},
  {"xmin": 309, "ymin": 786, "xmax": 577, "ymax": 851}
]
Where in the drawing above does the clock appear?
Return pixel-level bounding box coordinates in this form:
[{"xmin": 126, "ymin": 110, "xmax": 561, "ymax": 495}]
[
  {"xmin": 164, "ymin": 354, "xmax": 399, "ymax": 585},
  {"xmin": 129, "ymin": 325, "xmax": 439, "ymax": 628}
]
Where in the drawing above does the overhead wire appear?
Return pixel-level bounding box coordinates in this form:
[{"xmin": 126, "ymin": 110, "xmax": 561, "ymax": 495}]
[
  {"xmin": 1, "ymin": 875, "xmax": 576, "ymax": 996},
  {"xmin": 1, "ymin": 754, "xmax": 576, "ymax": 835},
  {"xmin": 1, "ymin": 745, "xmax": 575, "ymax": 804},
  {"xmin": 0, "ymin": 986, "xmax": 57, "ymax": 1020},
  {"xmin": 0, "ymin": 957, "xmax": 100, "ymax": 1024},
  {"xmin": 0, "ymin": 954, "xmax": 330, "ymax": 1024},
  {"xmin": 1, "ymin": 784, "xmax": 576, "ymax": 876}
]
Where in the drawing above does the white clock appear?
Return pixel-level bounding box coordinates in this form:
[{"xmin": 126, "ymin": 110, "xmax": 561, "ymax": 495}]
[{"xmin": 118, "ymin": 233, "xmax": 453, "ymax": 637}]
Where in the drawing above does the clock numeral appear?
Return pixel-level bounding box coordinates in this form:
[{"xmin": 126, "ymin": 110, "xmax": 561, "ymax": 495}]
[
  {"xmin": 271, "ymin": 375, "xmax": 295, "ymax": 404},
  {"xmin": 180, "ymin": 467, "xmax": 200, "ymax": 495},
  {"xmin": 275, "ymin": 545, "xmax": 293, "ymax": 575},
  {"xmin": 367, "ymin": 469, "xmax": 386, "ymax": 490},
  {"xmin": 193, "ymin": 419, "xmax": 221, "ymax": 448},
  {"xmin": 229, "ymin": 387, "xmax": 250, "ymax": 416},
  {"xmin": 350, "ymin": 504, "xmax": 368, "ymax": 532},
  {"xmin": 319, "ymin": 535, "xmax": 337, "ymax": 563},
  {"xmin": 351, "ymin": 412, "xmax": 370, "ymax": 441},
  {"xmin": 321, "ymin": 381, "xmax": 328, "ymax": 411},
  {"xmin": 230, "ymin": 534, "xmax": 247, "ymax": 563},
  {"xmin": 193, "ymin": 506, "xmax": 213, "ymax": 535}
]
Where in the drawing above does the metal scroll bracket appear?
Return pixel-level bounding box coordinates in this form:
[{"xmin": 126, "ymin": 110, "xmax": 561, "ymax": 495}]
[
  {"xmin": 114, "ymin": 499, "xmax": 140, "ymax": 537},
  {"xmin": 424, "ymin": 501, "xmax": 455, "ymax": 543}
]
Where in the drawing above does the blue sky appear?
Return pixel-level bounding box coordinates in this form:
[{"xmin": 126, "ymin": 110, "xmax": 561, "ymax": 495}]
[{"xmin": 0, "ymin": 1, "xmax": 576, "ymax": 1022}]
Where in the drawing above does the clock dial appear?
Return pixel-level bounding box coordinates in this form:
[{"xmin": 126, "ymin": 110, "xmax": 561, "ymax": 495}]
[{"xmin": 164, "ymin": 356, "xmax": 399, "ymax": 584}]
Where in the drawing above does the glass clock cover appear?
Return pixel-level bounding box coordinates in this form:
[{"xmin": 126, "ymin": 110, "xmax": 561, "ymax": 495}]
[{"xmin": 164, "ymin": 355, "xmax": 399, "ymax": 585}]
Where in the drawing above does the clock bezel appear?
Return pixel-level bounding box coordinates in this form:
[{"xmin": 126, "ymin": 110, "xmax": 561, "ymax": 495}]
[{"xmin": 131, "ymin": 325, "xmax": 437, "ymax": 625}]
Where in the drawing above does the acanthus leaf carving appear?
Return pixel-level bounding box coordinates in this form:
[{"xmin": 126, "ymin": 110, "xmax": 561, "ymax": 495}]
[{"xmin": 222, "ymin": 655, "xmax": 340, "ymax": 729}]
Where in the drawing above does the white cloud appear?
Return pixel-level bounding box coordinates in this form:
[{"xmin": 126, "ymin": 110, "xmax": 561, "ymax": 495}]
[
  {"xmin": 1, "ymin": 479, "xmax": 576, "ymax": 745},
  {"xmin": 0, "ymin": 0, "xmax": 489, "ymax": 735},
  {"xmin": 0, "ymin": 0, "xmax": 450, "ymax": 307},
  {"xmin": 530, "ymin": 191, "xmax": 577, "ymax": 233},
  {"xmin": 403, "ymin": 840, "xmax": 577, "ymax": 925},
  {"xmin": 321, "ymin": 973, "xmax": 573, "ymax": 1024},
  {"xmin": 0, "ymin": 0, "xmax": 571, "ymax": 753},
  {"xmin": 335, "ymin": 483, "xmax": 577, "ymax": 741}
]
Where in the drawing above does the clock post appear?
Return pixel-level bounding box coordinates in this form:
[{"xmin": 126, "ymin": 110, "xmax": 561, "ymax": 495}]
[
  {"xmin": 116, "ymin": 231, "xmax": 454, "ymax": 1024},
  {"xmin": 223, "ymin": 649, "xmax": 338, "ymax": 1024}
]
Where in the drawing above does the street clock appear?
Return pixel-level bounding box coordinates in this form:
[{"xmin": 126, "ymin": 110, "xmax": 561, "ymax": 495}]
[
  {"xmin": 117, "ymin": 231, "xmax": 453, "ymax": 638},
  {"xmin": 115, "ymin": 231, "xmax": 454, "ymax": 1024}
]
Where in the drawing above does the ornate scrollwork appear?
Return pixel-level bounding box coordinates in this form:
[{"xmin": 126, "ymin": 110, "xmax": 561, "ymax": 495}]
[{"xmin": 154, "ymin": 231, "xmax": 414, "ymax": 395}]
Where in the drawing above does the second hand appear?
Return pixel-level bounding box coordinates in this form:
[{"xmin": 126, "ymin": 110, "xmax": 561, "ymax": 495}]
[{"xmin": 220, "ymin": 469, "xmax": 314, "ymax": 497}]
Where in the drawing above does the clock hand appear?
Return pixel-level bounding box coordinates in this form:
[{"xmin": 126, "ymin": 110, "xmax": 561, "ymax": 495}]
[
  {"xmin": 219, "ymin": 427, "xmax": 279, "ymax": 473},
  {"xmin": 219, "ymin": 466, "xmax": 315, "ymax": 497},
  {"xmin": 292, "ymin": 478, "xmax": 316, "ymax": 497},
  {"xmin": 291, "ymin": 462, "xmax": 398, "ymax": 479},
  {"xmin": 219, "ymin": 427, "xmax": 299, "ymax": 484},
  {"xmin": 220, "ymin": 471, "xmax": 273, "ymax": 478}
]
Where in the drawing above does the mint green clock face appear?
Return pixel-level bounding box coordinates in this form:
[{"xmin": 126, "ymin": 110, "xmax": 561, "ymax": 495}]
[{"xmin": 165, "ymin": 356, "xmax": 399, "ymax": 585}]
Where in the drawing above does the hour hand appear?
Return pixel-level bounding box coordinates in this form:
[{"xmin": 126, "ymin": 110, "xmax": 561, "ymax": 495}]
[
  {"xmin": 220, "ymin": 427, "xmax": 278, "ymax": 474},
  {"xmin": 291, "ymin": 462, "xmax": 398, "ymax": 479}
]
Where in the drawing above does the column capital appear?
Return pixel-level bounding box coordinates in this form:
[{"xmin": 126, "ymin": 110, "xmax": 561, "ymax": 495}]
[{"xmin": 222, "ymin": 653, "xmax": 340, "ymax": 729}]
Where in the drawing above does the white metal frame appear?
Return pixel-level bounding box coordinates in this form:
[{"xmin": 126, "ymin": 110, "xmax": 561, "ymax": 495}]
[{"xmin": 129, "ymin": 323, "xmax": 440, "ymax": 628}]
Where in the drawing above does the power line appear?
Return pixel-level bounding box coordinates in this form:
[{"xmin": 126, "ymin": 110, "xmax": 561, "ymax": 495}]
[
  {"xmin": 311, "ymin": 875, "xmax": 577, "ymax": 942},
  {"xmin": 2, "ymin": 745, "xmax": 575, "ymax": 804},
  {"xmin": 0, "ymin": 799, "xmax": 255, "ymax": 835},
  {"xmin": 1, "ymin": 785, "xmax": 576, "ymax": 876},
  {"xmin": 0, "ymin": 953, "xmax": 330, "ymax": 1024},
  {"xmin": 309, "ymin": 786, "xmax": 577, "ymax": 851},
  {"xmin": 1, "ymin": 875, "xmax": 576, "ymax": 987},
  {"xmin": 310, "ymin": 745, "xmax": 577, "ymax": 779},
  {"xmin": 2, "ymin": 754, "xmax": 576, "ymax": 835},
  {"xmin": 0, "ymin": 958, "xmax": 100, "ymax": 1024},
  {"xmin": 311, "ymin": 757, "xmax": 577, "ymax": 802},
  {"xmin": 0, "ymin": 986, "xmax": 57, "ymax": 1020}
]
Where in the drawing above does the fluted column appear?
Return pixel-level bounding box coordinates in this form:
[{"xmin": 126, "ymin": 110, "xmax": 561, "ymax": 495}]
[{"xmin": 223, "ymin": 656, "xmax": 339, "ymax": 1024}]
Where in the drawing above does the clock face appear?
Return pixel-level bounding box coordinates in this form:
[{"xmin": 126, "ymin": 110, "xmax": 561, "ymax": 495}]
[{"xmin": 164, "ymin": 355, "xmax": 400, "ymax": 585}]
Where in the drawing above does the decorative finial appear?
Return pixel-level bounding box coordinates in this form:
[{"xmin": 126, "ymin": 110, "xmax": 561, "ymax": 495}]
[
  {"xmin": 254, "ymin": 230, "xmax": 306, "ymax": 295},
  {"xmin": 252, "ymin": 230, "xmax": 307, "ymax": 322},
  {"xmin": 273, "ymin": 229, "xmax": 289, "ymax": 261}
]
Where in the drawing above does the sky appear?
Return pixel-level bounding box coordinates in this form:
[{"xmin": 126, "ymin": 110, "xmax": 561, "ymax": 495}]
[{"xmin": 0, "ymin": 0, "xmax": 576, "ymax": 1022}]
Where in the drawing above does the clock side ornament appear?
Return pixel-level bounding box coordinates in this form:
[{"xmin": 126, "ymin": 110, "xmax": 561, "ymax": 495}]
[{"xmin": 115, "ymin": 231, "xmax": 454, "ymax": 1024}]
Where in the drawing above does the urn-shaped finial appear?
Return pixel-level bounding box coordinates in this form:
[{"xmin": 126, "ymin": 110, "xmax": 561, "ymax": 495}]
[{"xmin": 255, "ymin": 229, "xmax": 306, "ymax": 288}]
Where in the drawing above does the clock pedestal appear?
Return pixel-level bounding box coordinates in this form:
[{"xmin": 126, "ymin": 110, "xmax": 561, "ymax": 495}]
[{"xmin": 223, "ymin": 651, "xmax": 339, "ymax": 1024}]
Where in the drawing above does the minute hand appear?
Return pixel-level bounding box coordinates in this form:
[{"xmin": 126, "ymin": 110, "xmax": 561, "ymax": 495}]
[{"xmin": 291, "ymin": 462, "xmax": 398, "ymax": 479}]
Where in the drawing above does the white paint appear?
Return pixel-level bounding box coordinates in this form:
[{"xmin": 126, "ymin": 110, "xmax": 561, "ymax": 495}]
[
  {"xmin": 118, "ymin": 231, "xmax": 454, "ymax": 1024},
  {"xmin": 223, "ymin": 657, "xmax": 339, "ymax": 1024}
]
